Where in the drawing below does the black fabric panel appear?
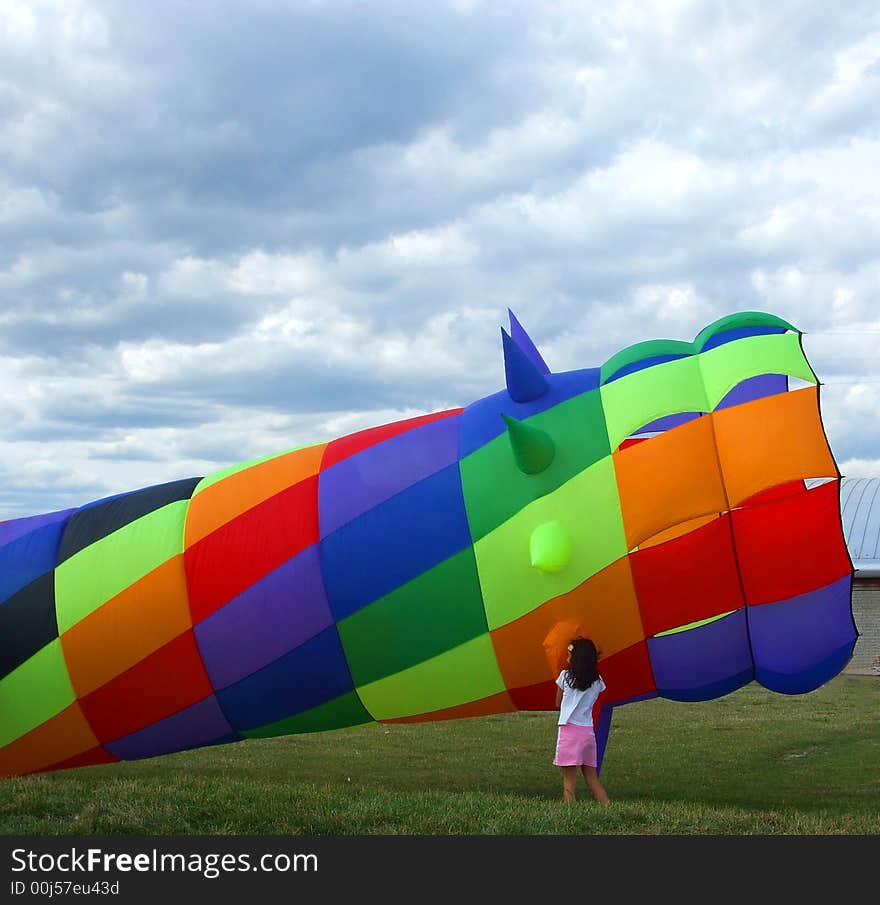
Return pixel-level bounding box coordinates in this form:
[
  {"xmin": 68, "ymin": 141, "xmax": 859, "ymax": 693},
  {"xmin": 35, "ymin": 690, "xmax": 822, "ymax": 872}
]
[
  {"xmin": 0, "ymin": 571, "xmax": 58, "ymax": 680},
  {"xmin": 57, "ymin": 476, "xmax": 202, "ymax": 564}
]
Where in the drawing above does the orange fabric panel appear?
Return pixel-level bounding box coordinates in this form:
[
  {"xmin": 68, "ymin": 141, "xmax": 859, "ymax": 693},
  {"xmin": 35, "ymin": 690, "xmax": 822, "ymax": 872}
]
[
  {"xmin": 61, "ymin": 555, "xmax": 193, "ymax": 698},
  {"xmin": 185, "ymin": 443, "xmax": 327, "ymax": 547},
  {"xmin": 490, "ymin": 557, "xmax": 645, "ymax": 692},
  {"xmin": 713, "ymin": 386, "xmax": 837, "ymax": 506},
  {"xmin": 637, "ymin": 513, "xmax": 718, "ymax": 549},
  {"xmin": 382, "ymin": 691, "xmax": 517, "ymax": 724},
  {"xmin": 0, "ymin": 703, "xmax": 99, "ymax": 777},
  {"xmin": 614, "ymin": 415, "xmax": 727, "ymax": 550}
]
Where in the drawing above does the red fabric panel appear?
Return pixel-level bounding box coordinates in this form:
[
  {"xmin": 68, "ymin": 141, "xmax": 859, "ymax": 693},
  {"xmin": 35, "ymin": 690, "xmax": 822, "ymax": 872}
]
[
  {"xmin": 740, "ymin": 480, "xmax": 806, "ymax": 507},
  {"xmin": 509, "ymin": 680, "xmax": 556, "ymax": 711},
  {"xmin": 79, "ymin": 631, "xmax": 214, "ymax": 743},
  {"xmin": 321, "ymin": 409, "xmax": 463, "ymax": 469},
  {"xmin": 618, "ymin": 437, "xmax": 649, "ymax": 451},
  {"xmin": 598, "ymin": 640, "xmax": 655, "ymax": 705},
  {"xmin": 185, "ymin": 475, "xmax": 319, "ymax": 623},
  {"xmin": 630, "ymin": 515, "xmax": 745, "ymax": 637},
  {"xmin": 34, "ymin": 745, "xmax": 118, "ymax": 775},
  {"xmin": 731, "ymin": 481, "xmax": 852, "ymax": 606}
]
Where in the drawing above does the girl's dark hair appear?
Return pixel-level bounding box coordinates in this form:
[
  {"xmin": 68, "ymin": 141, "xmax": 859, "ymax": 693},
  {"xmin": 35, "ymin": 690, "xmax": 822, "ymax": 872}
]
[{"xmin": 565, "ymin": 638, "xmax": 600, "ymax": 691}]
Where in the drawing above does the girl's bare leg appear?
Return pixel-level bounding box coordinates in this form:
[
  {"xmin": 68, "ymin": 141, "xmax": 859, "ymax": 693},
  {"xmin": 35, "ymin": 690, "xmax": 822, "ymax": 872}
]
[
  {"xmin": 560, "ymin": 766, "xmax": 578, "ymax": 802},
  {"xmin": 580, "ymin": 766, "xmax": 609, "ymax": 805}
]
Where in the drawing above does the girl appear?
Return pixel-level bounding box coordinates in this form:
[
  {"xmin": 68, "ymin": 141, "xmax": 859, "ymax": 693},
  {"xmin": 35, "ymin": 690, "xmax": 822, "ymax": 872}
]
[{"xmin": 553, "ymin": 637, "xmax": 609, "ymax": 804}]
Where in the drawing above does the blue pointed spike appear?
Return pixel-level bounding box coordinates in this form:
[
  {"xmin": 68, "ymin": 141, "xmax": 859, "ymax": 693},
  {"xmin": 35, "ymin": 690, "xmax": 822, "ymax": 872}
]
[
  {"xmin": 508, "ymin": 309, "xmax": 550, "ymax": 375},
  {"xmin": 502, "ymin": 327, "xmax": 550, "ymax": 403}
]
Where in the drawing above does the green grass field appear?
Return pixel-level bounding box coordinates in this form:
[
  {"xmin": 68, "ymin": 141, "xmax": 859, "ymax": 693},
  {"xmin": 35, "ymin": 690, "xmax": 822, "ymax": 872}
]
[{"xmin": 2, "ymin": 676, "xmax": 878, "ymax": 835}]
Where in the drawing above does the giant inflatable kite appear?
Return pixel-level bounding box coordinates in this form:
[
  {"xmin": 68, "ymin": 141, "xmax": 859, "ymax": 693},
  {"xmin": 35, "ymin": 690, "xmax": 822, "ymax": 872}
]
[{"xmin": 0, "ymin": 311, "xmax": 857, "ymax": 776}]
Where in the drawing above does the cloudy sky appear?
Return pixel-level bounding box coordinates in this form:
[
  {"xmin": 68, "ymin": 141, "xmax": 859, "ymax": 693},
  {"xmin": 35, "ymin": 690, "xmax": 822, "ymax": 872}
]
[{"xmin": 0, "ymin": 0, "xmax": 878, "ymax": 517}]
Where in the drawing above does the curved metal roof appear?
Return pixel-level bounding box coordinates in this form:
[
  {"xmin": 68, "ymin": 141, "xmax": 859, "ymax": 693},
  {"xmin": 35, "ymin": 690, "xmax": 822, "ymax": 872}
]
[{"xmin": 841, "ymin": 477, "xmax": 880, "ymax": 576}]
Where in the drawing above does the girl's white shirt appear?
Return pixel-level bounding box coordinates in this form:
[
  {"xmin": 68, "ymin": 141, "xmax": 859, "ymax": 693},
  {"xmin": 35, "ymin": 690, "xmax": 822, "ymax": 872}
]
[{"xmin": 556, "ymin": 671, "xmax": 606, "ymax": 727}]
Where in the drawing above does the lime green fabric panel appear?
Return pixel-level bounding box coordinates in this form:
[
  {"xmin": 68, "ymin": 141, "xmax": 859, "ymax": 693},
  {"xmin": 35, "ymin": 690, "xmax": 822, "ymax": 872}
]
[
  {"xmin": 55, "ymin": 500, "xmax": 189, "ymax": 634},
  {"xmin": 460, "ymin": 390, "xmax": 609, "ymax": 541},
  {"xmin": 356, "ymin": 634, "xmax": 505, "ymax": 721},
  {"xmin": 600, "ymin": 338, "xmax": 693, "ymax": 384},
  {"xmin": 242, "ymin": 691, "xmax": 374, "ymax": 738},
  {"xmin": 694, "ymin": 312, "xmax": 798, "ymax": 351},
  {"xmin": 600, "ymin": 356, "xmax": 709, "ymax": 449},
  {"xmin": 338, "ymin": 547, "xmax": 487, "ymax": 687},
  {"xmin": 0, "ymin": 640, "xmax": 75, "ymax": 748},
  {"xmin": 652, "ymin": 610, "xmax": 737, "ymax": 638},
  {"xmin": 474, "ymin": 457, "xmax": 627, "ymax": 630},
  {"xmin": 192, "ymin": 443, "xmax": 320, "ymax": 495},
  {"xmin": 699, "ymin": 332, "xmax": 816, "ymax": 410}
]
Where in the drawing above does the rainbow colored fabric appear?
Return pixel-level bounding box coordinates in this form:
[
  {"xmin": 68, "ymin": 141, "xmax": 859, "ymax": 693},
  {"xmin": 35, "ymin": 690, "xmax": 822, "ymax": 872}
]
[{"xmin": 0, "ymin": 311, "xmax": 856, "ymax": 776}]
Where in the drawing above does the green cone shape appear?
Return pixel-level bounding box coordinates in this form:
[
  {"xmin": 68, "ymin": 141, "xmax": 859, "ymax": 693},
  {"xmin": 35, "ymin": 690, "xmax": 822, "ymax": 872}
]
[
  {"xmin": 501, "ymin": 414, "xmax": 555, "ymax": 475},
  {"xmin": 529, "ymin": 520, "xmax": 573, "ymax": 574}
]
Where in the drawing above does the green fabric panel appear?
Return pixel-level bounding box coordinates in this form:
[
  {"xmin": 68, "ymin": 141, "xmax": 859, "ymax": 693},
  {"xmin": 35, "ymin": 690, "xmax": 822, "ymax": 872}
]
[
  {"xmin": 192, "ymin": 442, "xmax": 321, "ymax": 495},
  {"xmin": 241, "ymin": 691, "xmax": 374, "ymax": 738},
  {"xmin": 338, "ymin": 547, "xmax": 488, "ymax": 687},
  {"xmin": 0, "ymin": 640, "xmax": 75, "ymax": 748},
  {"xmin": 460, "ymin": 389, "xmax": 609, "ymax": 541},
  {"xmin": 356, "ymin": 634, "xmax": 505, "ymax": 721},
  {"xmin": 600, "ymin": 355, "xmax": 709, "ymax": 449},
  {"xmin": 694, "ymin": 311, "xmax": 798, "ymax": 351},
  {"xmin": 652, "ymin": 610, "xmax": 736, "ymax": 638},
  {"xmin": 55, "ymin": 500, "xmax": 189, "ymax": 634},
  {"xmin": 699, "ymin": 332, "xmax": 816, "ymax": 410},
  {"xmin": 600, "ymin": 339, "xmax": 693, "ymax": 384},
  {"xmin": 474, "ymin": 456, "xmax": 627, "ymax": 630}
]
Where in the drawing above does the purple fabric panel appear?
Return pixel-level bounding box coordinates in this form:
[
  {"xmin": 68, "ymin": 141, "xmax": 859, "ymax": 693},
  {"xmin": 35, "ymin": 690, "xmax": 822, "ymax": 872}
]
[
  {"xmin": 636, "ymin": 411, "xmax": 703, "ymax": 434},
  {"xmin": 105, "ymin": 695, "xmax": 235, "ymax": 761},
  {"xmin": 747, "ymin": 575, "xmax": 855, "ymax": 675},
  {"xmin": 509, "ymin": 310, "xmax": 550, "ymax": 375},
  {"xmin": 715, "ymin": 373, "xmax": 788, "ymax": 411},
  {"xmin": 0, "ymin": 508, "xmax": 74, "ymax": 549},
  {"xmin": 319, "ymin": 414, "xmax": 461, "ymax": 536},
  {"xmin": 194, "ymin": 544, "xmax": 333, "ymax": 690},
  {"xmin": 647, "ymin": 609, "xmax": 752, "ymax": 693}
]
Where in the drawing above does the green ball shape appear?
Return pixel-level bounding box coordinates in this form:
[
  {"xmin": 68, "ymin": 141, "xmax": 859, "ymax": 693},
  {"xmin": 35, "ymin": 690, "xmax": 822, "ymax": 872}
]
[{"xmin": 529, "ymin": 520, "xmax": 573, "ymax": 574}]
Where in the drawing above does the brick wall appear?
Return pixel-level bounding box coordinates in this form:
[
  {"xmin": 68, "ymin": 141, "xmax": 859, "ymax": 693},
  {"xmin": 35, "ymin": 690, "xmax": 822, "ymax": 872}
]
[{"xmin": 847, "ymin": 576, "xmax": 880, "ymax": 674}]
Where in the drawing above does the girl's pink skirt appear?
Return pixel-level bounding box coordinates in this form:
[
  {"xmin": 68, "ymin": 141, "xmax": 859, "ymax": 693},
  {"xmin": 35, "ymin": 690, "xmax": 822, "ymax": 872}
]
[{"xmin": 553, "ymin": 723, "xmax": 597, "ymax": 767}]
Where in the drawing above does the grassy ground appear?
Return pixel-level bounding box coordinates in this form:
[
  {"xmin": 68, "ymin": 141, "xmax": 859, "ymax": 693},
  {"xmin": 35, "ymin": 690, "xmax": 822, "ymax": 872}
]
[{"xmin": 1, "ymin": 676, "xmax": 878, "ymax": 835}]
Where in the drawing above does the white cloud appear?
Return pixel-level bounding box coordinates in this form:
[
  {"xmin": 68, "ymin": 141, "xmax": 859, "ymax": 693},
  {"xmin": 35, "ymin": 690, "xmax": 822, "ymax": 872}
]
[{"xmin": 1, "ymin": 0, "xmax": 878, "ymax": 516}]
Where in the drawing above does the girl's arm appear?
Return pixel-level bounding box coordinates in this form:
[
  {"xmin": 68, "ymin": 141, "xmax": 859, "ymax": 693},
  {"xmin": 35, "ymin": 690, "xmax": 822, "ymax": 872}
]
[{"xmin": 555, "ymin": 686, "xmax": 562, "ymax": 709}]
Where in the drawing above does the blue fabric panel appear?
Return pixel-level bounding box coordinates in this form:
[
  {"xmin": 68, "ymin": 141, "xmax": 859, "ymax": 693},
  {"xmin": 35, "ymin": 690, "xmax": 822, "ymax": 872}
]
[
  {"xmin": 700, "ymin": 325, "xmax": 785, "ymax": 352},
  {"xmin": 319, "ymin": 414, "xmax": 462, "ymax": 536},
  {"xmin": 460, "ymin": 368, "xmax": 600, "ymax": 457},
  {"xmin": 216, "ymin": 626, "xmax": 353, "ymax": 732},
  {"xmin": 648, "ymin": 609, "xmax": 754, "ymax": 699},
  {"xmin": 748, "ymin": 575, "xmax": 856, "ymax": 691},
  {"xmin": 754, "ymin": 641, "xmax": 856, "ymax": 695},
  {"xmin": 320, "ymin": 464, "xmax": 473, "ymax": 620},
  {"xmin": 715, "ymin": 373, "xmax": 788, "ymax": 410},
  {"xmin": 509, "ymin": 310, "xmax": 550, "ymax": 375},
  {"xmin": 0, "ymin": 508, "xmax": 74, "ymax": 549},
  {"xmin": 659, "ymin": 669, "xmax": 754, "ymax": 702},
  {"xmin": 605, "ymin": 353, "xmax": 690, "ymax": 384},
  {"xmin": 501, "ymin": 328, "xmax": 549, "ymax": 402},
  {"xmin": 0, "ymin": 520, "xmax": 68, "ymax": 604}
]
